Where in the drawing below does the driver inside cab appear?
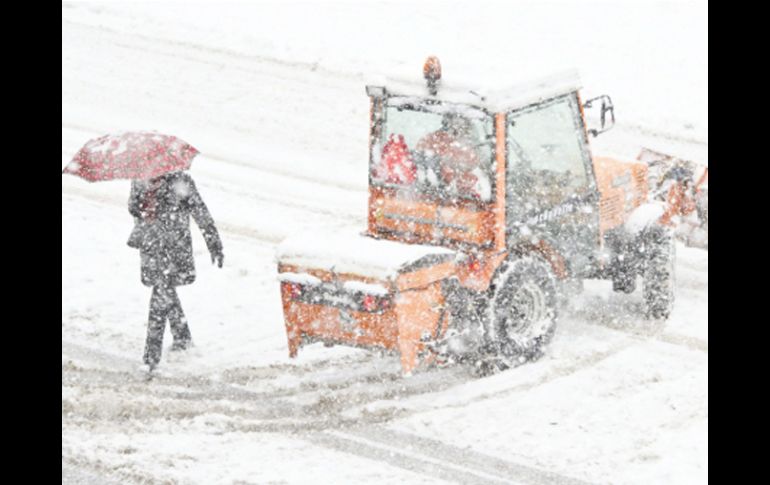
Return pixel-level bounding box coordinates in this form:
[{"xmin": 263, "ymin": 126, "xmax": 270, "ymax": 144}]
[{"xmin": 415, "ymin": 112, "xmax": 489, "ymax": 200}]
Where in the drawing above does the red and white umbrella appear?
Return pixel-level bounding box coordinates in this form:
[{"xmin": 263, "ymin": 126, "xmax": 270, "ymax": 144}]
[{"xmin": 63, "ymin": 131, "xmax": 200, "ymax": 182}]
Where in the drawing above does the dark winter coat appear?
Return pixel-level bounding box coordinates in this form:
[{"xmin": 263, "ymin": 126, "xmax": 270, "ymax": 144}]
[{"xmin": 128, "ymin": 172, "xmax": 223, "ymax": 287}]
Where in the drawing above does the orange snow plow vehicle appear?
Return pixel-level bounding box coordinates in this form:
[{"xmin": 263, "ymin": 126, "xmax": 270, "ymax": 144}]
[{"xmin": 277, "ymin": 58, "xmax": 680, "ymax": 374}]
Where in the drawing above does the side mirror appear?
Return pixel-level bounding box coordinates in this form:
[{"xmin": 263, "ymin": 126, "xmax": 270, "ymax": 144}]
[{"xmin": 583, "ymin": 95, "xmax": 615, "ymax": 137}]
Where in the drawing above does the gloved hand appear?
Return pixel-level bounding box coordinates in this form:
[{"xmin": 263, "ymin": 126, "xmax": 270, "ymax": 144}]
[{"xmin": 211, "ymin": 251, "xmax": 224, "ymax": 268}]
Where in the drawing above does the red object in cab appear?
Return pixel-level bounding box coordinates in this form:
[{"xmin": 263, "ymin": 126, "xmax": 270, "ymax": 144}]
[{"xmin": 378, "ymin": 134, "xmax": 416, "ymax": 184}]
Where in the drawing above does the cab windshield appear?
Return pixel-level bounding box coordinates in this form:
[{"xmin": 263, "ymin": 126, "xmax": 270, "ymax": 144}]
[{"xmin": 371, "ymin": 98, "xmax": 495, "ymax": 203}]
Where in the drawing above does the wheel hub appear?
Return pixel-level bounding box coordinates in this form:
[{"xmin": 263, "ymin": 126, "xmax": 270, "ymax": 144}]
[{"xmin": 500, "ymin": 282, "xmax": 546, "ymax": 339}]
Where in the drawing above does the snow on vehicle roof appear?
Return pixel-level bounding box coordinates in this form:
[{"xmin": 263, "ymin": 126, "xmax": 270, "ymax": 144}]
[
  {"xmin": 276, "ymin": 228, "xmax": 455, "ymax": 281},
  {"xmin": 368, "ymin": 68, "xmax": 582, "ymax": 112}
]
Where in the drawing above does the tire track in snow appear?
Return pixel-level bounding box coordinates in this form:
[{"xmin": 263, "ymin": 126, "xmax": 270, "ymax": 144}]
[
  {"xmin": 306, "ymin": 431, "xmax": 517, "ymax": 485},
  {"xmin": 566, "ymin": 303, "xmax": 708, "ymax": 355},
  {"xmin": 62, "ymin": 335, "xmax": 609, "ymax": 485},
  {"xmin": 338, "ymin": 426, "xmax": 594, "ymax": 485},
  {"xmin": 60, "ymin": 332, "xmax": 658, "ymax": 485},
  {"xmin": 656, "ymin": 332, "xmax": 708, "ymax": 353},
  {"xmin": 62, "ymin": 335, "xmax": 632, "ymax": 428},
  {"xmin": 586, "ymin": 322, "xmax": 708, "ymax": 354},
  {"xmin": 62, "ymin": 340, "xmax": 460, "ymax": 426},
  {"xmin": 62, "ymin": 458, "xmax": 147, "ymax": 485},
  {"xmin": 361, "ymin": 339, "xmax": 638, "ymax": 415}
]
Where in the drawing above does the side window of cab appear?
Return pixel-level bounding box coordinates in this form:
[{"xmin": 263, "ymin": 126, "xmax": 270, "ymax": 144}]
[{"xmin": 506, "ymin": 94, "xmax": 592, "ymax": 208}]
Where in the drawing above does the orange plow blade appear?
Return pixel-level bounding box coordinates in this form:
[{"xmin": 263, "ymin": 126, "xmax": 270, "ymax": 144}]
[
  {"xmin": 637, "ymin": 148, "xmax": 708, "ymax": 249},
  {"xmin": 276, "ymin": 229, "xmax": 457, "ymax": 375}
]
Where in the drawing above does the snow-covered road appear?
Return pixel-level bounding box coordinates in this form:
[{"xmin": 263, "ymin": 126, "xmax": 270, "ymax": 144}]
[{"xmin": 62, "ymin": 3, "xmax": 707, "ymax": 483}]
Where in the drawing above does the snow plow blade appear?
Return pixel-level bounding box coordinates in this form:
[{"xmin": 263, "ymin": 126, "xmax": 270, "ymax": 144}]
[
  {"xmin": 276, "ymin": 229, "xmax": 456, "ymax": 375},
  {"xmin": 637, "ymin": 148, "xmax": 708, "ymax": 249}
]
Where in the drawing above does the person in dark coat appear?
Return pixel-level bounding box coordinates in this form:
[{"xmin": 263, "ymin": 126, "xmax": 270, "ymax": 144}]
[{"xmin": 128, "ymin": 171, "xmax": 224, "ymax": 370}]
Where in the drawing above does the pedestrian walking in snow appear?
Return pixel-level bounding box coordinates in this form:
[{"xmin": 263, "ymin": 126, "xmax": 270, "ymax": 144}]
[
  {"xmin": 64, "ymin": 131, "xmax": 224, "ymax": 372},
  {"xmin": 128, "ymin": 171, "xmax": 224, "ymax": 371}
]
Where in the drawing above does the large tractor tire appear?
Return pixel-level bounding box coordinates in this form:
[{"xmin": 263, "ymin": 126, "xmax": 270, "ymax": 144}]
[
  {"xmin": 486, "ymin": 257, "xmax": 558, "ymax": 360},
  {"xmin": 643, "ymin": 228, "xmax": 676, "ymax": 319}
]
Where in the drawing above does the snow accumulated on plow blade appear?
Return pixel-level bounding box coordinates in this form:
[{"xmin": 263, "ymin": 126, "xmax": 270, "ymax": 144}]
[{"xmin": 276, "ymin": 228, "xmax": 456, "ymax": 375}]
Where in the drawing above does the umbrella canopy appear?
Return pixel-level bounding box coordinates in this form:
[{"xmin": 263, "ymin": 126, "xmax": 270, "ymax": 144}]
[{"xmin": 63, "ymin": 131, "xmax": 200, "ymax": 182}]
